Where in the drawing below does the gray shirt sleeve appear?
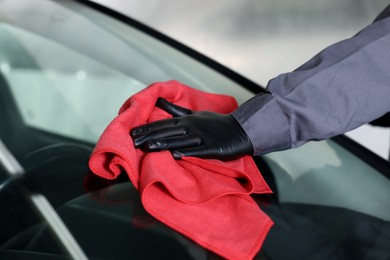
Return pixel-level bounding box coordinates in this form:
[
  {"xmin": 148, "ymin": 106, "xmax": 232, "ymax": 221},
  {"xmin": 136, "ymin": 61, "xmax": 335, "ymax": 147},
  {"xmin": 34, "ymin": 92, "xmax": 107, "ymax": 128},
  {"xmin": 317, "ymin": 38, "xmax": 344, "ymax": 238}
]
[{"xmin": 232, "ymin": 5, "xmax": 390, "ymax": 156}]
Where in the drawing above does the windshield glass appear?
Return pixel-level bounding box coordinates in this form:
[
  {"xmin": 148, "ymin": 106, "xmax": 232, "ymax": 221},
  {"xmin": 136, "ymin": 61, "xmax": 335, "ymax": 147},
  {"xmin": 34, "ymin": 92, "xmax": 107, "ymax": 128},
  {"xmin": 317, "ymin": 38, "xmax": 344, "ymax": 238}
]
[
  {"xmin": 0, "ymin": 1, "xmax": 389, "ymax": 260},
  {"xmin": 0, "ymin": 0, "xmax": 254, "ymax": 143}
]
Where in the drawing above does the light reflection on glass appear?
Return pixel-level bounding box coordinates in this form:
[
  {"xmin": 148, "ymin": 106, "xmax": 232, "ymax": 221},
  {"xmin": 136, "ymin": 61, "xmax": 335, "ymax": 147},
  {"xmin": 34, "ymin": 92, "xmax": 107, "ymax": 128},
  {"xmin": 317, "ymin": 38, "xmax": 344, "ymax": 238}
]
[
  {"xmin": 0, "ymin": 62, "xmax": 11, "ymax": 74},
  {"xmin": 76, "ymin": 70, "xmax": 86, "ymax": 80}
]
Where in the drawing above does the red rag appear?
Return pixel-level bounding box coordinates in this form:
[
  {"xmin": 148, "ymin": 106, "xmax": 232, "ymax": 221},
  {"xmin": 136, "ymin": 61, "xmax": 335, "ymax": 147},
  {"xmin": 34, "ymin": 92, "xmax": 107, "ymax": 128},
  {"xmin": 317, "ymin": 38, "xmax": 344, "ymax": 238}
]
[{"xmin": 89, "ymin": 80, "xmax": 273, "ymax": 260}]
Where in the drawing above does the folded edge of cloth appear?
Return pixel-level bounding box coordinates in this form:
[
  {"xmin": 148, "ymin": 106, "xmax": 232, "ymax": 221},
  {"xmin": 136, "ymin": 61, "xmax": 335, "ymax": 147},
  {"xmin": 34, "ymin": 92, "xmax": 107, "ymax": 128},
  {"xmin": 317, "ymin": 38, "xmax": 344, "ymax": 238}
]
[{"xmin": 89, "ymin": 80, "xmax": 273, "ymax": 260}]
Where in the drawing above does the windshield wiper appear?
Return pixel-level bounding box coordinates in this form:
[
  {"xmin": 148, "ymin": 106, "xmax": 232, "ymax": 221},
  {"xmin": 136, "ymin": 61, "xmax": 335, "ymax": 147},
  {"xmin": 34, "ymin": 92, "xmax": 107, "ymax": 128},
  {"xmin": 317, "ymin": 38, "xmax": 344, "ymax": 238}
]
[{"xmin": 0, "ymin": 139, "xmax": 88, "ymax": 260}]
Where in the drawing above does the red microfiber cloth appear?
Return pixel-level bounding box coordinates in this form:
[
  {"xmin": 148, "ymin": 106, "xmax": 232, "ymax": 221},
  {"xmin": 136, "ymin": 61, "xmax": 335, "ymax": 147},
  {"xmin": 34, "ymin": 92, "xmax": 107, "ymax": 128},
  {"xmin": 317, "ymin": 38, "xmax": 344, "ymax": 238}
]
[{"xmin": 89, "ymin": 80, "xmax": 273, "ymax": 260}]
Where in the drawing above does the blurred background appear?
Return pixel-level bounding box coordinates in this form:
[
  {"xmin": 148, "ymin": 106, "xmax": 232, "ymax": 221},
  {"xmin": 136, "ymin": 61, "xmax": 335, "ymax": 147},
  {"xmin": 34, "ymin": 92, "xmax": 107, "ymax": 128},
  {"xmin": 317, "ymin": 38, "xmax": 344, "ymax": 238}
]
[{"xmin": 92, "ymin": 0, "xmax": 390, "ymax": 160}]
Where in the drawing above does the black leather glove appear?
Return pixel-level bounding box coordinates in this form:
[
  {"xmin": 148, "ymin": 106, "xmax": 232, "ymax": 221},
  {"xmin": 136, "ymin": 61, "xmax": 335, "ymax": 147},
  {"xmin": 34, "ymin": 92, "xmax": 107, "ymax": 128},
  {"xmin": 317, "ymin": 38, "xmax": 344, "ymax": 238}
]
[
  {"xmin": 130, "ymin": 97, "xmax": 253, "ymax": 160},
  {"xmin": 370, "ymin": 112, "xmax": 390, "ymax": 127}
]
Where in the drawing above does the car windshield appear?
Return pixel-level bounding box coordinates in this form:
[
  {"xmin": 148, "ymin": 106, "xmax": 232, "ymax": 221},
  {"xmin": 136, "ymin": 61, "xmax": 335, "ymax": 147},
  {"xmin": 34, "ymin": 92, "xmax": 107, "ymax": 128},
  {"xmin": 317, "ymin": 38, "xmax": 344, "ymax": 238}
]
[
  {"xmin": 0, "ymin": 1, "xmax": 389, "ymax": 260},
  {"xmin": 0, "ymin": 0, "xmax": 254, "ymax": 144}
]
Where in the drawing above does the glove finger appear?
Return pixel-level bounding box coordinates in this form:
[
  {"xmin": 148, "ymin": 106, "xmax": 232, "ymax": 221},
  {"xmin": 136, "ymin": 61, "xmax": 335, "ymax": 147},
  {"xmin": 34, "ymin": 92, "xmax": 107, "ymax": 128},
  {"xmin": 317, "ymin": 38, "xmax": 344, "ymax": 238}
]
[
  {"xmin": 130, "ymin": 117, "xmax": 178, "ymax": 139},
  {"xmin": 172, "ymin": 146, "xmax": 217, "ymax": 160},
  {"xmin": 156, "ymin": 97, "xmax": 192, "ymax": 117},
  {"xmin": 144, "ymin": 134, "xmax": 201, "ymax": 151},
  {"xmin": 132, "ymin": 125, "xmax": 187, "ymax": 147}
]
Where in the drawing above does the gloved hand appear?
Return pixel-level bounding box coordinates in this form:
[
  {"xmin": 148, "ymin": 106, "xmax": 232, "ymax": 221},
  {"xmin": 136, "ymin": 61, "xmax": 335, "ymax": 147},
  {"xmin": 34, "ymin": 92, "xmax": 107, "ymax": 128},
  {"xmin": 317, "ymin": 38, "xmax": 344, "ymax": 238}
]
[{"xmin": 130, "ymin": 97, "xmax": 253, "ymax": 160}]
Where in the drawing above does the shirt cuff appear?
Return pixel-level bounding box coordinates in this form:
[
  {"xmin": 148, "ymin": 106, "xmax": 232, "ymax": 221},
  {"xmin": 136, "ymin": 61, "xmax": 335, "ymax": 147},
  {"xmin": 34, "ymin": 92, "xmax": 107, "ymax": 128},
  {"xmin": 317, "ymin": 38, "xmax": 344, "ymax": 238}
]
[{"xmin": 232, "ymin": 92, "xmax": 291, "ymax": 155}]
